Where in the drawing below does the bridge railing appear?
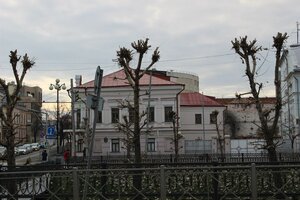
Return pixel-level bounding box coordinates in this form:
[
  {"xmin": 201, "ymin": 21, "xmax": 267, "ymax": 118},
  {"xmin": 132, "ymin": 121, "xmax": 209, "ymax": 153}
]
[{"xmin": 1, "ymin": 163, "xmax": 300, "ymax": 199}]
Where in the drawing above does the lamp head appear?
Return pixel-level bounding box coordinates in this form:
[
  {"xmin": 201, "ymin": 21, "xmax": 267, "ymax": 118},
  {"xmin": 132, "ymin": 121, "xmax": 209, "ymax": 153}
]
[
  {"xmin": 49, "ymin": 85, "xmax": 54, "ymax": 90},
  {"xmin": 62, "ymin": 84, "xmax": 67, "ymax": 90},
  {"xmin": 56, "ymin": 78, "xmax": 60, "ymax": 83}
]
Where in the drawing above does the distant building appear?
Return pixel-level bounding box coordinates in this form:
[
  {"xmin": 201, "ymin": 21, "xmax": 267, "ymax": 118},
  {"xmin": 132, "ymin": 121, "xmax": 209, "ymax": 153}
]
[
  {"xmin": 19, "ymin": 85, "xmax": 43, "ymax": 143},
  {"xmin": 0, "ymin": 92, "xmax": 4, "ymax": 142},
  {"xmin": 180, "ymin": 93, "xmax": 227, "ymax": 153},
  {"xmin": 148, "ymin": 70, "xmax": 199, "ymax": 93},
  {"xmin": 0, "ymin": 83, "xmax": 42, "ymax": 144},
  {"xmin": 216, "ymin": 97, "xmax": 277, "ymax": 139},
  {"xmin": 73, "ymin": 69, "xmax": 225, "ymax": 155},
  {"xmin": 280, "ymin": 44, "xmax": 300, "ymax": 151}
]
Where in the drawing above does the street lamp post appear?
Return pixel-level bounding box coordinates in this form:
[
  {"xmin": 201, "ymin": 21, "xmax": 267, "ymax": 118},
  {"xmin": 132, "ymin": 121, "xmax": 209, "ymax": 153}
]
[{"xmin": 49, "ymin": 79, "xmax": 66, "ymax": 154}]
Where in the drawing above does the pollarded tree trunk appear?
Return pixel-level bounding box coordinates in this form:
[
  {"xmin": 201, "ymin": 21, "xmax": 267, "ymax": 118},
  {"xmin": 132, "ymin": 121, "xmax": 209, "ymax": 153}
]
[
  {"xmin": 115, "ymin": 39, "xmax": 160, "ymax": 198},
  {"xmin": 0, "ymin": 50, "xmax": 35, "ymax": 200},
  {"xmin": 133, "ymin": 78, "xmax": 141, "ymax": 164},
  {"xmin": 232, "ymin": 33, "xmax": 288, "ymax": 199}
]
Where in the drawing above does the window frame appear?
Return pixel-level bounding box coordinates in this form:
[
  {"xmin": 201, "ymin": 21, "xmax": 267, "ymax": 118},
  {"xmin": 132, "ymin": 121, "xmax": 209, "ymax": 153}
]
[
  {"xmin": 76, "ymin": 109, "xmax": 81, "ymax": 129},
  {"xmin": 147, "ymin": 138, "xmax": 156, "ymax": 152},
  {"xmin": 97, "ymin": 111, "xmax": 102, "ymax": 123},
  {"xmin": 195, "ymin": 114, "xmax": 202, "ymax": 124},
  {"xmin": 111, "ymin": 107, "xmax": 119, "ymax": 123},
  {"xmin": 128, "ymin": 107, "xmax": 134, "ymax": 123},
  {"xmin": 210, "ymin": 113, "xmax": 217, "ymax": 124},
  {"xmin": 111, "ymin": 139, "xmax": 120, "ymax": 153},
  {"xmin": 149, "ymin": 106, "xmax": 155, "ymax": 122},
  {"xmin": 164, "ymin": 106, "xmax": 173, "ymax": 122}
]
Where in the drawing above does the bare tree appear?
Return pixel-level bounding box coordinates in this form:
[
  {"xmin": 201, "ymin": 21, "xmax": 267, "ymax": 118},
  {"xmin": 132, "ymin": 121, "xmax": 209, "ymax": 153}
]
[
  {"xmin": 116, "ymin": 100, "xmax": 136, "ymax": 160},
  {"xmin": 211, "ymin": 110, "xmax": 225, "ymax": 158},
  {"xmin": 0, "ymin": 50, "xmax": 35, "ymax": 167},
  {"xmin": 169, "ymin": 111, "xmax": 183, "ymax": 162},
  {"xmin": 231, "ymin": 33, "xmax": 288, "ymax": 162},
  {"xmin": 232, "ymin": 33, "xmax": 288, "ymax": 199},
  {"xmin": 0, "ymin": 50, "xmax": 34, "ymax": 199},
  {"xmin": 281, "ymin": 115, "xmax": 299, "ymax": 150},
  {"xmin": 115, "ymin": 38, "xmax": 160, "ymax": 164},
  {"xmin": 115, "ymin": 39, "xmax": 159, "ymax": 196}
]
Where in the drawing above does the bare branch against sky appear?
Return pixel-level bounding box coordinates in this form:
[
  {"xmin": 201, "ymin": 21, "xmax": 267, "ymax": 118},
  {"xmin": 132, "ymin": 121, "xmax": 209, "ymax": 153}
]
[{"xmin": 0, "ymin": 0, "xmax": 299, "ymax": 108}]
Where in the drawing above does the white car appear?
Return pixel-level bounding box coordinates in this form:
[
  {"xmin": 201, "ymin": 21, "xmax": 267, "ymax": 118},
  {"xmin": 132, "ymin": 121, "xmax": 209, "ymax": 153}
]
[
  {"xmin": 0, "ymin": 146, "xmax": 6, "ymax": 158},
  {"xmin": 30, "ymin": 143, "xmax": 40, "ymax": 151},
  {"xmin": 17, "ymin": 146, "xmax": 29, "ymax": 155},
  {"xmin": 21, "ymin": 144, "xmax": 33, "ymax": 153}
]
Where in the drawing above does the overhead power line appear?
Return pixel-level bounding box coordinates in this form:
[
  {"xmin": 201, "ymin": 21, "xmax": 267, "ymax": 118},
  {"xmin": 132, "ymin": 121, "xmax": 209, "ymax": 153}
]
[{"xmin": 0, "ymin": 52, "xmax": 236, "ymax": 70}]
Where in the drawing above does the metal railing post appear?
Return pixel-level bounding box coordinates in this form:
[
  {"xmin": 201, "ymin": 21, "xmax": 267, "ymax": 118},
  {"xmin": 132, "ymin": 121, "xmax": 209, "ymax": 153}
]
[
  {"xmin": 212, "ymin": 162, "xmax": 219, "ymax": 200},
  {"xmin": 73, "ymin": 167, "xmax": 80, "ymax": 200},
  {"xmin": 160, "ymin": 165, "xmax": 166, "ymax": 200},
  {"xmin": 251, "ymin": 163, "xmax": 257, "ymax": 200}
]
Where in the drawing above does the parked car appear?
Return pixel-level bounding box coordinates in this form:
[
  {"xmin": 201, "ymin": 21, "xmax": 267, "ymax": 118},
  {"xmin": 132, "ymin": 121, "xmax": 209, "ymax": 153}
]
[
  {"xmin": 17, "ymin": 146, "xmax": 29, "ymax": 155},
  {"xmin": 0, "ymin": 146, "xmax": 6, "ymax": 158},
  {"xmin": 15, "ymin": 147, "xmax": 19, "ymax": 156},
  {"xmin": 17, "ymin": 145, "xmax": 33, "ymax": 155},
  {"xmin": 30, "ymin": 143, "xmax": 40, "ymax": 151},
  {"xmin": 21, "ymin": 144, "xmax": 33, "ymax": 153}
]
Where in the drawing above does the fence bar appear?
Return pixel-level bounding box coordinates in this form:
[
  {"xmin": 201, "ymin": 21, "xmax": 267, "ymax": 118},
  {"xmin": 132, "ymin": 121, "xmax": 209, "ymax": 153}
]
[
  {"xmin": 212, "ymin": 162, "xmax": 219, "ymax": 200},
  {"xmin": 160, "ymin": 165, "xmax": 166, "ymax": 200},
  {"xmin": 73, "ymin": 167, "xmax": 80, "ymax": 200},
  {"xmin": 251, "ymin": 163, "xmax": 257, "ymax": 200}
]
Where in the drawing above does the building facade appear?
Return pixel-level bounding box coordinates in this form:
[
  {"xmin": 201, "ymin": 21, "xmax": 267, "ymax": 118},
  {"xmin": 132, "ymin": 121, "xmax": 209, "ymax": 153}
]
[
  {"xmin": 19, "ymin": 85, "xmax": 43, "ymax": 143},
  {"xmin": 280, "ymin": 44, "xmax": 300, "ymax": 152},
  {"xmin": 74, "ymin": 69, "xmax": 226, "ymax": 156},
  {"xmin": 217, "ymin": 97, "xmax": 277, "ymax": 139},
  {"xmin": 0, "ymin": 83, "xmax": 42, "ymax": 144},
  {"xmin": 180, "ymin": 93, "xmax": 226, "ymax": 154},
  {"xmin": 0, "ymin": 92, "xmax": 4, "ymax": 142}
]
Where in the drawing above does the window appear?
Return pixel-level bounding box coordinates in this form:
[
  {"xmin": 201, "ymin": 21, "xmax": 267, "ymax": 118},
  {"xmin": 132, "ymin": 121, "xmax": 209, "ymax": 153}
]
[
  {"xmin": 149, "ymin": 107, "xmax": 155, "ymax": 122},
  {"xmin": 147, "ymin": 138, "xmax": 156, "ymax": 152},
  {"xmin": 129, "ymin": 107, "xmax": 134, "ymax": 123},
  {"xmin": 195, "ymin": 114, "xmax": 202, "ymax": 124},
  {"xmin": 184, "ymin": 140, "xmax": 212, "ymax": 154},
  {"xmin": 77, "ymin": 139, "xmax": 83, "ymax": 152},
  {"xmin": 76, "ymin": 109, "xmax": 81, "ymax": 129},
  {"xmin": 111, "ymin": 108, "xmax": 119, "ymax": 123},
  {"xmin": 111, "ymin": 139, "xmax": 120, "ymax": 152},
  {"xmin": 210, "ymin": 113, "xmax": 217, "ymax": 124},
  {"xmin": 97, "ymin": 111, "xmax": 102, "ymax": 123},
  {"xmin": 164, "ymin": 106, "xmax": 173, "ymax": 122}
]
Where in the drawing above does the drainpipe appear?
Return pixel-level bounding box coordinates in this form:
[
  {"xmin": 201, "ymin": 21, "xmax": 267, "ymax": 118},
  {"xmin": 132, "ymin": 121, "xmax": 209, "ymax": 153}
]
[
  {"xmin": 145, "ymin": 70, "xmax": 152, "ymax": 154},
  {"xmin": 175, "ymin": 85, "xmax": 185, "ymax": 145},
  {"xmin": 294, "ymin": 76, "xmax": 300, "ymax": 144}
]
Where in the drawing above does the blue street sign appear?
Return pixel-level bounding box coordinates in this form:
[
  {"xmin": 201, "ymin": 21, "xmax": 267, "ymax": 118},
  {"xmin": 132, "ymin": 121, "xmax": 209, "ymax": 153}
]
[{"xmin": 46, "ymin": 126, "xmax": 56, "ymax": 139}]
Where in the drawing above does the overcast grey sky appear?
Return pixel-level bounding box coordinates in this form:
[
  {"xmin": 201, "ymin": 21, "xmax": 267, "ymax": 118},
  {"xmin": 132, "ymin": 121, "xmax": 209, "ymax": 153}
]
[{"xmin": 0, "ymin": 0, "xmax": 299, "ymax": 105}]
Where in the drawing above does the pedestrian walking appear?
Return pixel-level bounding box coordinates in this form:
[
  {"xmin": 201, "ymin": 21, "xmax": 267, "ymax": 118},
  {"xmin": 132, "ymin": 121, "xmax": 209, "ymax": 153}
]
[
  {"xmin": 63, "ymin": 149, "xmax": 70, "ymax": 166},
  {"xmin": 42, "ymin": 150, "xmax": 48, "ymax": 162}
]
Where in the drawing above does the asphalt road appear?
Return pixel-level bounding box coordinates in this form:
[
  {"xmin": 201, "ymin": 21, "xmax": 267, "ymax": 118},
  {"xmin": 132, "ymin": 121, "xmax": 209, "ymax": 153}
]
[{"xmin": 0, "ymin": 145, "xmax": 57, "ymax": 166}]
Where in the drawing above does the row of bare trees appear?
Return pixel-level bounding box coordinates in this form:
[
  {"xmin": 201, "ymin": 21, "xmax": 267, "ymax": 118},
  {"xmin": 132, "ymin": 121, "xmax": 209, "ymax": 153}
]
[
  {"xmin": 0, "ymin": 34, "xmax": 289, "ymax": 167},
  {"xmin": 0, "ymin": 33, "xmax": 290, "ymax": 199}
]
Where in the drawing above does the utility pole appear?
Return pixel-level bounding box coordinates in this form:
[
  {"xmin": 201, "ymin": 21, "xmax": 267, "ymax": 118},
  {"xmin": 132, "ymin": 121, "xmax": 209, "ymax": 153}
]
[
  {"xmin": 297, "ymin": 21, "xmax": 299, "ymax": 44},
  {"xmin": 82, "ymin": 66, "xmax": 103, "ymax": 200},
  {"xmin": 70, "ymin": 79, "xmax": 76, "ymax": 157},
  {"xmin": 145, "ymin": 70, "xmax": 152, "ymax": 154},
  {"xmin": 202, "ymin": 92, "xmax": 206, "ymax": 153}
]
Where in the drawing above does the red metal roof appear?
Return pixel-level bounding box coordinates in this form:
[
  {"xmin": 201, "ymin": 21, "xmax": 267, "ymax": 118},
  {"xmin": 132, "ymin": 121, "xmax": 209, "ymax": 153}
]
[
  {"xmin": 180, "ymin": 92, "xmax": 225, "ymax": 107},
  {"xmin": 78, "ymin": 69, "xmax": 182, "ymax": 88}
]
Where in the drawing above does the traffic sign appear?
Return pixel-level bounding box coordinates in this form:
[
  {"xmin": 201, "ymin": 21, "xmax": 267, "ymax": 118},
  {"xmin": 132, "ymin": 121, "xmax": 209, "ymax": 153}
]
[{"xmin": 47, "ymin": 126, "xmax": 56, "ymax": 139}]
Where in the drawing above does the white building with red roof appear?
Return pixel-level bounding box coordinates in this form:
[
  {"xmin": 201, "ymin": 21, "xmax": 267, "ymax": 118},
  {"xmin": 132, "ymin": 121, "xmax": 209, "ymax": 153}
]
[
  {"xmin": 180, "ymin": 93, "xmax": 227, "ymax": 153},
  {"xmin": 73, "ymin": 69, "xmax": 227, "ymax": 155}
]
